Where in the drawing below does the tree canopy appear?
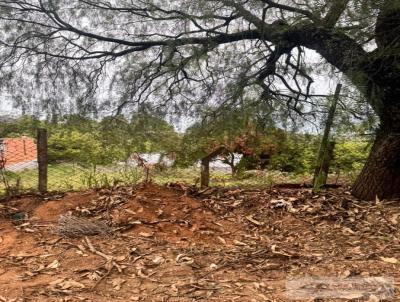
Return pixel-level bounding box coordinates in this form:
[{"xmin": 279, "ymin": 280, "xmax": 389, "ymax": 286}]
[
  {"xmin": 0, "ymin": 0, "xmax": 388, "ymax": 114},
  {"xmin": 0, "ymin": 0, "xmax": 399, "ymax": 199}
]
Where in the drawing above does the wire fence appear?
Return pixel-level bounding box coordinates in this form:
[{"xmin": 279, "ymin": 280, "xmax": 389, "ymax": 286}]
[
  {"xmin": 0, "ymin": 135, "xmax": 38, "ymax": 195},
  {"xmin": 0, "ymin": 128, "xmax": 149, "ymax": 198},
  {"xmin": 1, "ymin": 125, "xmax": 340, "ymax": 198},
  {"xmin": 0, "ymin": 129, "xmax": 235, "ymax": 199}
]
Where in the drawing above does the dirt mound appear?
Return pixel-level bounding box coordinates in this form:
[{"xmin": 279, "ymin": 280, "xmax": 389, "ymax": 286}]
[
  {"xmin": 33, "ymin": 191, "xmax": 98, "ymax": 222},
  {"xmin": 0, "ymin": 183, "xmax": 398, "ymax": 301}
]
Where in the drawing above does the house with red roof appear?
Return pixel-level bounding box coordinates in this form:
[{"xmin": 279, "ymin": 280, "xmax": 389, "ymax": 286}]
[{"xmin": 0, "ymin": 137, "xmax": 37, "ymax": 171}]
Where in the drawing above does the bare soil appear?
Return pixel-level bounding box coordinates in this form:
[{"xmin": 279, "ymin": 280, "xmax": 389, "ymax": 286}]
[{"xmin": 0, "ymin": 183, "xmax": 399, "ymax": 301}]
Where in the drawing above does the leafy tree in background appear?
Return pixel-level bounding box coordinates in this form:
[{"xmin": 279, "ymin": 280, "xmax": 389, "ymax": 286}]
[
  {"xmin": 47, "ymin": 112, "xmax": 180, "ymax": 167},
  {"xmin": 129, "ymin": 112, "xmax": 181, "ymax": 154},
  {"xmin": 46, "ymin": 115, "xmax": 110, "ymax": 167},
  {"xmin": 269, "ymin": 133, "xmax": 319, "ymax": 174},
  {"xmin": 333, "ymin": 140, "xmax": 370, "ymax": 174},
  {"xmin": 100, "ymin": 112, "xmax": 181, "ymax": 163},
  {"xmin": 178, "ymin": 104, "xmax": 287, "ymax": 173},
  {"xmin": 47, "ymin": 129, "xmax": 109, "ymax": 167},
  {"xmin": 98, "ymin": 116, "xmax": 134, "ymax": 164},
  {"xmin": 178, "ymin": 108, "xmax": 251, "ymax": 168},
  {"xmin": 0, "ymin": 110, "xmax": 370, "ymax": 180},
  {"xmin": 0, "ymin": 115, "xmax": 41, "ymax": 138},
  {"xmin": 0, "ymin": 0, "xmax": 399, "ymax": 199}
]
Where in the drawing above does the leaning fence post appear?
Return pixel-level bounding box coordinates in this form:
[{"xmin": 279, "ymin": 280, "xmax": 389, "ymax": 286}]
[
  {"xmin": 37, "ymin": 128, "xmax": 48, "ymax": 193},
  {"xmin": 313, "ymin": 83, "xmax": 342, "ymax": 191}
]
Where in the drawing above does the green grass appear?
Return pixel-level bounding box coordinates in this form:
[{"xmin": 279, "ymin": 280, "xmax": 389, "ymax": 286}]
[
  {"xmin": 153, "ymin": 168, "xmax": 311, "ymax": 188},
  {"xmin": 0, "ymin": 163, "xmax": 356, "ymax": 197},
  {"xmin": 0, "ymin": 163, "xmax": 143, "ymax": 195}
]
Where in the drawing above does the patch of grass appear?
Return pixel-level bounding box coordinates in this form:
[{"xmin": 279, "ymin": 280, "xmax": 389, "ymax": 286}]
[
  {"xmin": 153, "ymin": 168, "xmax": 200, "ymax": 186},
  {"xmin": 0, "ymin": 163, "xmax": 357, "ymax": 197},
  {"xmin": 0, "ymin": 163, "xmax": 144, "ymax": 195},
  {"xmin": 153, "ymin": 168, "xmax": 312, "ymax": 188}
]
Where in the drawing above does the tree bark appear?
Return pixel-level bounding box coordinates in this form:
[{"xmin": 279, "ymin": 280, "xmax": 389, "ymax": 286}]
[
  {"xmin": 352, "ymin": 131, "xmax": 400, "ymax": 200},
  {"xmin": 200, "ymin": 158, "xmax": 210, "ymax": 188},
  {"xmin": 200, "ymin": 146, "xmax": 228, "ymax": 188},
  {"xmin": 351, "ymin": 66, "xmax": 400, "ymax": 200},
  {"xmin": 350, "ymin": 0, "xmax": 400, "ymax": 200}
]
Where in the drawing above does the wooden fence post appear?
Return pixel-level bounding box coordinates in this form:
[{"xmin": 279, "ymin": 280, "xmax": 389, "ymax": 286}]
[
  {"xmin": 37, "ymin": 128, "xmax": 48, "ymax": 193},
  {"xmin": 313, "ymin": 83, "xmax": 342, "ymax": 191},
  {"xmin": 200, "ymin": 158, "xmax": 210, "ymax": 188}
]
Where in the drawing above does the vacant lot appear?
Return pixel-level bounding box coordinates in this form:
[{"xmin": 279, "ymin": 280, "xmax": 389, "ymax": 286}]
[{"xmin": 0, "ymin": 184, "xmax": 398, "ymax": 301}]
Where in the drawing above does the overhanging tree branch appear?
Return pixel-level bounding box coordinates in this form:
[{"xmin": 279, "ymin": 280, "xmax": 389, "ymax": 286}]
[{"xmin": 323, "ymin": 0, "xmax": 351, "ymax": 28}]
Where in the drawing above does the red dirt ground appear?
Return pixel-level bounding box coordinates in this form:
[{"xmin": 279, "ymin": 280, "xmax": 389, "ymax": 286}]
[{"xmin": 0, "ymin": 183, "xmax": 399, "ymax": 301}]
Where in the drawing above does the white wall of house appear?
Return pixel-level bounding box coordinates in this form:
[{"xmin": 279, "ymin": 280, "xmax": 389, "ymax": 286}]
[
  {"xmin": 127, "ymin": 153, "xmax": 174, "ymax": 167},
  {"xmin": 196, "ymin": 153, "xmax": 242, "ymax": 173},
  {"xmin": 5, "ymin": 160, "xmax": 38, "ymax": 172}
]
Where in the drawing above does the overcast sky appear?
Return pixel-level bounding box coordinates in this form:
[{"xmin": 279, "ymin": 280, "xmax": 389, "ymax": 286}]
[{"xmin": 0, "ymin": 49, "xmax": 342, "ymax": 132}]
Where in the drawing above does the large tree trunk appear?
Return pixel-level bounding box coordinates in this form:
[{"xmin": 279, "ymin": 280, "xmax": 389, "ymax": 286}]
[
  {"xmin": 351, "ymin": 0, "xmax": 400, "ymax": 200},
  {"xmin": 352, "ymin": 131, "xmax": 400, "ymax": 200}
]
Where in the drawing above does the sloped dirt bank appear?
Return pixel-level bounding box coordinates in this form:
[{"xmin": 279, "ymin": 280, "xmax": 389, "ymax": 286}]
[{"xmin": 0, "ymin": 183, "xmax": 399, "ymax": 301}]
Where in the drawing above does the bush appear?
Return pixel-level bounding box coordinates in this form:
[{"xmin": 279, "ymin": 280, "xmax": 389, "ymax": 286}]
[{"xmin": 332, "ymin": 140, "xmax": 370, "ymax": 172}]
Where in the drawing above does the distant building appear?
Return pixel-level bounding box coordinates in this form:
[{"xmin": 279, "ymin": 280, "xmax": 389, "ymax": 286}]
[
  {"xmin": 0, "ymin": 137, "xmax": 37, "ymax": 171},
  {"xmin": 196, "ymin": 153, "xmax": 243, "ymax": 173},
  {"xmin": 127, "ymin": 153, "xmax": 175, "ymax": 167}
]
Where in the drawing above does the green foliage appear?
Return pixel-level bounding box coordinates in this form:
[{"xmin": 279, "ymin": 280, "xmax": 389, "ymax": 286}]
[
  {"xmin": 80, "ymin": 167, "xmax": 143, "ymax": 189},
  {"xmin": 48, "ymin": 130, "xmax": 110, "ymax": 166},
  {"xmin": 268, "ymin": 135, "xmax": 369, "ymax": 175},
  {"xmin": 0, "ymin": 112, "xmax": 180, "ymax": 170},
  {"xmin": 235, "ymin": 155, "xmax": 259, "ymax": 172},
  {"xmin": 0, "ymin": 115, "xmax": 41, "ymax": 138},
  {"xmin": 332, "ymin": 140, "xmax": 370, "ymax": 172},
  {"xmin": 177, "ymin": 108, "xmax": 247, "ymax": 165},
  {"xmin": 177, "ymin": 103, "xmax": 280, "ymax": 168},
  {"xmin": 46, "ymin": 113, "xmax": 179, "ymax": 167},
  {"xmin": 129, "ymin": 112, "xmax": 181, "ymax": 153},
  {"xmin": 267, "ymin": 134, "xmax": 319, "ymax": 174}
]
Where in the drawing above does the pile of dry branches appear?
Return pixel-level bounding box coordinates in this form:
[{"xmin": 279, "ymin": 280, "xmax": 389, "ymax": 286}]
[{"xmin": 55, "ymin": 215, "xmax": 112, "ymax": 238}]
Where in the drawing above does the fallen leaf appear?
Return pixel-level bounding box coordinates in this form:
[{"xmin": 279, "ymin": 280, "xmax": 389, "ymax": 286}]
[
  {"xmin": 110, "ymin": 277, "xmax": 126, "ymax": 290},
  {"xmin": 342, "ymin": 227, "xmax": 355, "ymax": 235},
  {"xmin": 139, "ymin": 232, "xmax": 153, "ymax": 238},
  {"xmin": 380, "ymin": 257, "xmax": 398, "ymax": 264},
  {"xmin": 233, "ymin": 240, "xmax": 247, "ymax": 246},
  {"xmin": 88, "ymin": 271, "xmax": 101, "ymax": 281},
  {"xmin": 59, "ymin": 279, "xmax": 85, "ymax": 289},
  {"xmin": 340, "ymin": 270, "xmax": 351, "ymax": 278},
  {"xmin": 152, "ymin": 256, "xmax": 165, "ymax": 265},
  {"xmin": 176, "ymin": 254, "xmax": 194, "ymax": 264},
  {"xmin": 47, "ymin": 260, "xmax": 60, "ymax": 269},
  {"xmin": 217, "ymin": 236, "xmax": 226, "ymax": 245},
  {"xmin": 245, "ymin": 215, "xmax": 264, "ymax": 226},
  {"xmin": 49, "ymin": 278, "xmax": 65, "ymax": 286},
  {"xmin": 390, "ymin": 214, "xmax": 399, "ymax": 225},
  {"xmin": 115, "ymin": 255, "xmax": 126, "ymax": 262}
]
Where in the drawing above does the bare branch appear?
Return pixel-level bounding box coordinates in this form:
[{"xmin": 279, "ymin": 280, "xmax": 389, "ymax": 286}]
[{"xmin": 323, "ymin": 0, "xmax": 351, "ymax": 28}]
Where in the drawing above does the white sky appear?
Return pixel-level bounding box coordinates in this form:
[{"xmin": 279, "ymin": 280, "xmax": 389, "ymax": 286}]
[{"xmin": 0, "ymin": 48, "xmax": 343, "ymax": 132}]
